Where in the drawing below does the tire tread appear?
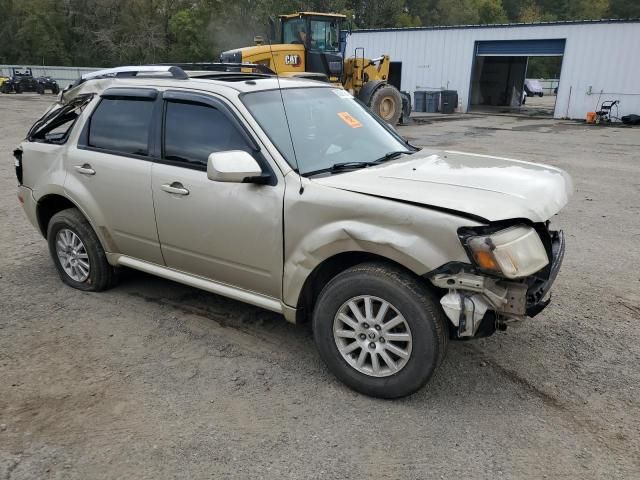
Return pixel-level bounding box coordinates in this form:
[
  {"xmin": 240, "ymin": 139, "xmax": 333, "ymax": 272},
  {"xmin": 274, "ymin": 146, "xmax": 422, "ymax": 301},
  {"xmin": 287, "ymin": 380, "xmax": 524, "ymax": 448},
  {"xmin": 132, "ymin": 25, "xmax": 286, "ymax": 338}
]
[{"xmin": 312, "ymin": 261, "xmax": 449, "ymax": 398}]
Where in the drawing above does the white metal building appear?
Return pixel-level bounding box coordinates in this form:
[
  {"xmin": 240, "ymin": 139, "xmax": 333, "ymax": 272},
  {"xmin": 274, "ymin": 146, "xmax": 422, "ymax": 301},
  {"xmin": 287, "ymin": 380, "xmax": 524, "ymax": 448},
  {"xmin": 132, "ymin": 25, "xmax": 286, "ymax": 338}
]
[{"xmin": 345, "ymin": 19, "xmax": 640, "ymax": 119}]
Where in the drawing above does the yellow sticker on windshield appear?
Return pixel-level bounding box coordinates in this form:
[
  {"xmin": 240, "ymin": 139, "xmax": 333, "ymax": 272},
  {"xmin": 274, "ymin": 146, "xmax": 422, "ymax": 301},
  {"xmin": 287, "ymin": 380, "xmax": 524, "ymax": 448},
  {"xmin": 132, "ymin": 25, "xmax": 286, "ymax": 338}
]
[{"xmin": 337, "ymin": 111, "xmax": 363, "ymax": 129}]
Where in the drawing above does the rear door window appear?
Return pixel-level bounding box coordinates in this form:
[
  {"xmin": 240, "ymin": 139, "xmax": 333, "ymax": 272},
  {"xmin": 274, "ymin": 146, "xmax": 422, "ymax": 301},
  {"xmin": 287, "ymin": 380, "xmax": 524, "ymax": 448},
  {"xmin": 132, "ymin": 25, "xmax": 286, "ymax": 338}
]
[
  {"xmin": 88, "ymin": 98, "xmax": 154, "ymax": 155},
  {"xmin": 163, "ymin": 101, "xmax": 249, "ymax": 168}
]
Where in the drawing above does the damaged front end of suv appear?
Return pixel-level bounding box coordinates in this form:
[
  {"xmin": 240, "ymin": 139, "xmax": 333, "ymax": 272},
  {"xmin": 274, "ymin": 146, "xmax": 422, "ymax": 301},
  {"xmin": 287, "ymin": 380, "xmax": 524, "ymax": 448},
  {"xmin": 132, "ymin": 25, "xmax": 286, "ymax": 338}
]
[{"xmin": 430, "ymin": 222, "xmax": 565, "ymax": 339}]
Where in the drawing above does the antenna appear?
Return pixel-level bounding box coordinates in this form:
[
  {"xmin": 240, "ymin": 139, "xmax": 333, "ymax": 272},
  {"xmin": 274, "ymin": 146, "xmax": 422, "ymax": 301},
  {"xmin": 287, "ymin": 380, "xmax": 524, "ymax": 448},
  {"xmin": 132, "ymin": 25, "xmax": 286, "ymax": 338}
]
[{"xmin": 266, "ymin": 34, "xmax": 304, "ymax": 194}]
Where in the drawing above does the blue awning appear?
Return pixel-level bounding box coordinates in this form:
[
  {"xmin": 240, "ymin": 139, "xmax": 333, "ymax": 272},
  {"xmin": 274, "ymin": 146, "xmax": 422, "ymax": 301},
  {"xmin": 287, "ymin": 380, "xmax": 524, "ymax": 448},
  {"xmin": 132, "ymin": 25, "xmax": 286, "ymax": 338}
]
[{"xmin": 476, "ymin": 39, "xmax": 566, "ymax": 56}]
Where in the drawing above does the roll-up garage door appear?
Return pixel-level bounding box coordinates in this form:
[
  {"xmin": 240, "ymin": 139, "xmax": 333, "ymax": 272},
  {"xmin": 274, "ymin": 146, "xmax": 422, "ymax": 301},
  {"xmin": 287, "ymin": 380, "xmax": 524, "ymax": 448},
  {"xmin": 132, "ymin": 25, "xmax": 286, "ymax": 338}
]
[{"xmin": 476, "ymin": 39, "xmax": 566, "ymax": 57}]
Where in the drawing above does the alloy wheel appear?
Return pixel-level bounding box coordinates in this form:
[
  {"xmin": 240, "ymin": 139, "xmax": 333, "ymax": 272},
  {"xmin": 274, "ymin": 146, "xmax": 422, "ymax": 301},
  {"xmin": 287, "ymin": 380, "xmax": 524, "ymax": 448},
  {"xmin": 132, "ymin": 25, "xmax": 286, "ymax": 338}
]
[
  {"xmin": 55, "ymin": 228, "xmax": 90, "ymax": 282},
  {"xmin": 333, "ymin": 295, "xmax": 413, "ymax": 377}
]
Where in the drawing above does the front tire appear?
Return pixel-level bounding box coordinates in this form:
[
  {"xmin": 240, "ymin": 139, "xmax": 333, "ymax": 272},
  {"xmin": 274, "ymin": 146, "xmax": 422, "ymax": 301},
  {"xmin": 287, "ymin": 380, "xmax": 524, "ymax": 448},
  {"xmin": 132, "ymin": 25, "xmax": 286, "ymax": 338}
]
[
  {"xmin": 312, "ymin": 262, "xmax": 448, "ymax": 398},
  {"xmin": 47, "ymin": 208, "xmax": 116, "ymax": 291}
]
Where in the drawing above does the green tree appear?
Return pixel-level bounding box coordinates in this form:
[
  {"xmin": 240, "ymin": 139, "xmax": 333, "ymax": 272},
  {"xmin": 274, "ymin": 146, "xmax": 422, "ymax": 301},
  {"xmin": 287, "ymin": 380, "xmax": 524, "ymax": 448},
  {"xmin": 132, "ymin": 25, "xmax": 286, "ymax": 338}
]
[
  {"xmin": 350, "ymin": 0, "xmax": 407, "ymax": 28},
  {"xmin": 397, "ymin": 11, "xmax": 422, "ymax": 27},
  {"xmin": 608, "ymin": 0, "xmax": 640, "ymax": 18},
  {"xmin": 14, "ymin": 0, "xmax": 70, "ymax": 64},
  {"xmin": 500, "ymin": 0, "xmax": 529, "ymax": 21},
  {"xmin": 406, "ymin": 0, "xmax": 507, "ymax": 26},
  {"xmin": 0, "ymin": 0, "xmax": 19, "ymax": 63},
  {"xmin": 567, "ymin": 0, "xmax": 609, "ymax": 20},
  {"xmin": 517, "ymin": 4, "xmax": 555, "ymax": 22},
  {"xmin": 168, "ymin": 9, "xmax": 208, "ymax": 61},
  {"xmin": 0, "ymin": 0, "xmax": 634, "ymax": 67},
  {"xmin": 476, "ymin": 0, "xmax": 508, "ymax": 24}
]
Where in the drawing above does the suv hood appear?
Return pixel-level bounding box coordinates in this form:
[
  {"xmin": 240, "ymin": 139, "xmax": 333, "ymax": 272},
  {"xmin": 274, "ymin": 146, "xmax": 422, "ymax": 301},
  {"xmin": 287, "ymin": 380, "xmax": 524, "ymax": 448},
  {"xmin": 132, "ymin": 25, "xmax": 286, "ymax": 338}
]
[{"xmin": 312, "ymin": 149, "xmax": 573, "ymax": 222}]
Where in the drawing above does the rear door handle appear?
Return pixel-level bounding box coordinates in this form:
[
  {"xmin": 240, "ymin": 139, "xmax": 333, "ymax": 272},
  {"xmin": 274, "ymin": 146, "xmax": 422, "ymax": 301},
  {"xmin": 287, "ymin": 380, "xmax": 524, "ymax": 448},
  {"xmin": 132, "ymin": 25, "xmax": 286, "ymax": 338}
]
[
  {"xmin": 160, "ymin": 182, "xmax": 190, "ymax": 196},
  {"xmin": 74, "ymin": 164, "xmax": 95, "ymax": 176}
]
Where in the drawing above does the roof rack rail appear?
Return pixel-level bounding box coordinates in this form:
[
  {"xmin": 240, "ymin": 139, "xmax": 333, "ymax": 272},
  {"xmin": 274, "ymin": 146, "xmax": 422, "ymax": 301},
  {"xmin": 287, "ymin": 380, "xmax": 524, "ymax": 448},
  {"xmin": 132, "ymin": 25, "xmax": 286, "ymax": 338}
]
[
  {"xmin": 79, "ymin": 65, "xmax": 189, "ymax": 83},
  {"xmin": 188, "ymin": 72, "xmax": 274, "ymax": 82},
  {"xmin": 157, "ymin": 62, "xmax": 276, "ymax": 75}
]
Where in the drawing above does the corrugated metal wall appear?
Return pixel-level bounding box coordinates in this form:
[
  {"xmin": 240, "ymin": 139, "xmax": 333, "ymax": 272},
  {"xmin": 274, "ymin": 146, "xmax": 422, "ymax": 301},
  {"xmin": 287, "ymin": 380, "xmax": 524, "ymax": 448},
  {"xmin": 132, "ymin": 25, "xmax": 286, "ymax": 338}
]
[
  {"xmin": 0, "ymin": 65, "xmax": 100, "ymax": 88},
  {"xmin": 346, "ymin": 21, "xmax": 640, "ymax": 119}
]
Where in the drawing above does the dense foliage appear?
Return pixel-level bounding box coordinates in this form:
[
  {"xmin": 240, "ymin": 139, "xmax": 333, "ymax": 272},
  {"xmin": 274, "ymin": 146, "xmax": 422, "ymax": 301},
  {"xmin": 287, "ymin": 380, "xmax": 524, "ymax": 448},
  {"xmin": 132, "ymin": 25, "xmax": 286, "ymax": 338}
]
[{"xmin": 0, "ymin": 0, "xmax": 638, "ymax": 66}]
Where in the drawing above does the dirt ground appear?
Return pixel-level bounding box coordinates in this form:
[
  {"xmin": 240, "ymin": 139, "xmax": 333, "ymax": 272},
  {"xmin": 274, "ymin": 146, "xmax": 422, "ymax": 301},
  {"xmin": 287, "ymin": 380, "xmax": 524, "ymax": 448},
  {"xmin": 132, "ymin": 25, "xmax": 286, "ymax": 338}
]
[{"xmin": 1, "ymin": 94, "xmax": 639, "ymax": 479}]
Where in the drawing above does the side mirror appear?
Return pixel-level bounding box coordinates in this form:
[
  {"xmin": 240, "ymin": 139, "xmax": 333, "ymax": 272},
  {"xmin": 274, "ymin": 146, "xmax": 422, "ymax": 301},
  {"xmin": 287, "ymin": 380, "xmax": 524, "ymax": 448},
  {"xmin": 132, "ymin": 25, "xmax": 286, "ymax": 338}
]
[{"xmin": 207, "ymin": 150, "xmax": 263, "ymax": 183}]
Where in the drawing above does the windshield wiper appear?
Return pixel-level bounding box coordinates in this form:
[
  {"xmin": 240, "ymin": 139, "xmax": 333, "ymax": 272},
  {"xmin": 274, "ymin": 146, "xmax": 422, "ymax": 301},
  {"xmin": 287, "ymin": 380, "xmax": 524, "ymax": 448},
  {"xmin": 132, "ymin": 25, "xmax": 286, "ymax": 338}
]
[
  {"xmin": 329, "ymin": 161, "xmax": 376, "ymax": 172},
  {"xmin": 371, "ymin": 150, "xmax": 410, "ymax": 164},
  {"xmin": 306, "ymin": 151, "xmax": 412, "ymax": 177},
  {"xmin": 330, "ymin": 152, "xmax": 410, "ymax": 172}
]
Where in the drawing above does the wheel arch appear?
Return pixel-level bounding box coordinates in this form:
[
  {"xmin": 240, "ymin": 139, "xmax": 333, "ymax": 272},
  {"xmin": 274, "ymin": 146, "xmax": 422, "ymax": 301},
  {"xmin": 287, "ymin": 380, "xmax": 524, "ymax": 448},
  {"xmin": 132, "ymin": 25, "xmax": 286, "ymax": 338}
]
[
  {"xmin": 36, "ymin": 194, "xmax": 114, "ymax": 254},
  {"xmin": 36, "ymin": 194, "xmax": 78, "ymax": 238},
  {"xmin": 292, "ymin": 251, "xmax": 429, "ymax": 324}
]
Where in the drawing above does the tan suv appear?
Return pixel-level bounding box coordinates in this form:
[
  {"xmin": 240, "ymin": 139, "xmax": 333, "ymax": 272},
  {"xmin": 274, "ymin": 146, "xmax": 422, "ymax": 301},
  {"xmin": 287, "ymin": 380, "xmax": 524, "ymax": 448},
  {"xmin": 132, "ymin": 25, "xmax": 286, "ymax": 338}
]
[{"xmin": 14, "ymin": 66, "xmax": 571, "ymax": 398}]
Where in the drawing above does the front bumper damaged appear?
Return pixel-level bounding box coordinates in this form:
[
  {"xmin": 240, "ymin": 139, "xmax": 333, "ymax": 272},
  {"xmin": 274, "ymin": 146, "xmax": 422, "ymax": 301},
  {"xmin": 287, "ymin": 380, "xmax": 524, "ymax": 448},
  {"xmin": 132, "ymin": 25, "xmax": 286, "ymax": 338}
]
[
  {"xmin": 430, "ymin": 229, "xmax": 565, "ymax": 338},
  {"xmin": 525, "ymin": 230, "xmax": 565, "ymax": 316}
]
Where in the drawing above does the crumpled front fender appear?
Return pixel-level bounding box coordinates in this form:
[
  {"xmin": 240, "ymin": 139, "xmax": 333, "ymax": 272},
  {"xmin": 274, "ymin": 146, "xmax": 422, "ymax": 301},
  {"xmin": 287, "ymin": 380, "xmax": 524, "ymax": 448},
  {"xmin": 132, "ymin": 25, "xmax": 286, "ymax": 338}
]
[{"xmin": 282, "ymin": 177, "xmax": 480, "ymax": 308}]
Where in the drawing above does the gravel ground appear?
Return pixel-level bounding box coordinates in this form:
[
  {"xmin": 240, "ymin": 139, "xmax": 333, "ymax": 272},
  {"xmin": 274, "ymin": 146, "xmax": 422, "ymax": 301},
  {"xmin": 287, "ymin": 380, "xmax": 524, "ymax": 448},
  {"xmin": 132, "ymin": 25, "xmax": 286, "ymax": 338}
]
[{"xmin": 1, "ymin": 94, "xmax": 639, "ymax": 479}]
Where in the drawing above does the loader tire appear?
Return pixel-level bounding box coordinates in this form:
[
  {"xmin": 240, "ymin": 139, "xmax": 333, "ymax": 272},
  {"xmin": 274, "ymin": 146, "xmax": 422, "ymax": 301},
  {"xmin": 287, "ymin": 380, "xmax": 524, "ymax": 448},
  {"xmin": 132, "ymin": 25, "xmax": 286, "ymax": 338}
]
[{"xmin": 369, "ymin": 85, "xmax": 403, "ymax": 125}]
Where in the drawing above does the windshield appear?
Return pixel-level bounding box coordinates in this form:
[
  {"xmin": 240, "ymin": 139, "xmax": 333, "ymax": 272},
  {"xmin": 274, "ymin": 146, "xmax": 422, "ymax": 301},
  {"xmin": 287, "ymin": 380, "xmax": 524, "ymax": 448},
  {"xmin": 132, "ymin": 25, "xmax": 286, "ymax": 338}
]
[{"xmin": 242, "ymin": 87, "xmax": 411, "ymax": 175}]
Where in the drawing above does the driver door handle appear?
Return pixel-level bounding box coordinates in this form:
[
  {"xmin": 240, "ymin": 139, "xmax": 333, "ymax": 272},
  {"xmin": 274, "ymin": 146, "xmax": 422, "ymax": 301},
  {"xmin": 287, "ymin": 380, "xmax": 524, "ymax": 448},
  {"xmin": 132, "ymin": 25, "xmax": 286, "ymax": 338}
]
[
  {"xmin": 160, "ymin": 182, "xmax": 190, "ymax": 196},
  {"xmin": 74, "ymin": 164, "xmax": 95, "ymax": 176}
]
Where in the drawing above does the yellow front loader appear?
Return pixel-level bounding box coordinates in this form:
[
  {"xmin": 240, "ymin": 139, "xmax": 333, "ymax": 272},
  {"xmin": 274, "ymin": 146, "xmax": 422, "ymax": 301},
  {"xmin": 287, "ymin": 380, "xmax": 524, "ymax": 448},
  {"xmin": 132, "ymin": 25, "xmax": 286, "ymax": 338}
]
[{"xmin": 220, "ymin": 12, "xmax": 407, "ymax": 124}]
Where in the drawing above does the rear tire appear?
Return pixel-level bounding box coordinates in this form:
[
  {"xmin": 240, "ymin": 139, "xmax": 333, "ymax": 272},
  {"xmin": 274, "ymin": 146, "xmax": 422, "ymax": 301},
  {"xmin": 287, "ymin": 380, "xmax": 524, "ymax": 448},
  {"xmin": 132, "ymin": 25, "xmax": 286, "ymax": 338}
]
[
  {"xmin": 47, "ymin": 208, "xmax": 116, "ymax": 292},
  {"xmin": 312, "ymin": 262, "xmax": 448, "ymax": 398},
  {"xmin": 369, "ymin": 85, "xmax": 403, "ymax": 125}
]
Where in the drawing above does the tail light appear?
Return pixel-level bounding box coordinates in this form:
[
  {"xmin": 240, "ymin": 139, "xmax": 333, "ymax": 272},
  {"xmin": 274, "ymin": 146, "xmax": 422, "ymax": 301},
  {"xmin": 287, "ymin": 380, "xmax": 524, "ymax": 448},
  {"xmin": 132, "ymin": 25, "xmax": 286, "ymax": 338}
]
[{"xmin": 13, "ymin": 148, "xmax": 23, "ymax": 185}]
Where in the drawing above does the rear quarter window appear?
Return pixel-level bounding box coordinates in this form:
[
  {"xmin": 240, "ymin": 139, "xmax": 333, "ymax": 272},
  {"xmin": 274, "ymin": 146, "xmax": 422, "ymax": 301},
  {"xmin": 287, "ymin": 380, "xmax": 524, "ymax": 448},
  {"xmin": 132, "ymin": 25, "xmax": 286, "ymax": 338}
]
[{"xmin": 27, "ymin": 94, "xmax": 94, "ymax": 145}]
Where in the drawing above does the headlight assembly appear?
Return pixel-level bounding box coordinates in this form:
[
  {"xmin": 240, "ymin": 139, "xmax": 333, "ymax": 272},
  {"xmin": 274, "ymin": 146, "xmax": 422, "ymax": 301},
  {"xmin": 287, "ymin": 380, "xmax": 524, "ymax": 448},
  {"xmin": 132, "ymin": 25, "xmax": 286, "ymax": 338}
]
[{"xmin": 466, "ymin": 225, "xmax": 549, "ymax": 278}]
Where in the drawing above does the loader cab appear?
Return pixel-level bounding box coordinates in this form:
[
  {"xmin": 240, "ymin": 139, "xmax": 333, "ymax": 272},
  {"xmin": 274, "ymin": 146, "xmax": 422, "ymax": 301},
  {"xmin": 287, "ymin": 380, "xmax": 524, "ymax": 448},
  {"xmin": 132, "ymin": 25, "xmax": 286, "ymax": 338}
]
[{"xmin": 279, "ymin": 12, "xmax": 345, "ymax": 81}]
